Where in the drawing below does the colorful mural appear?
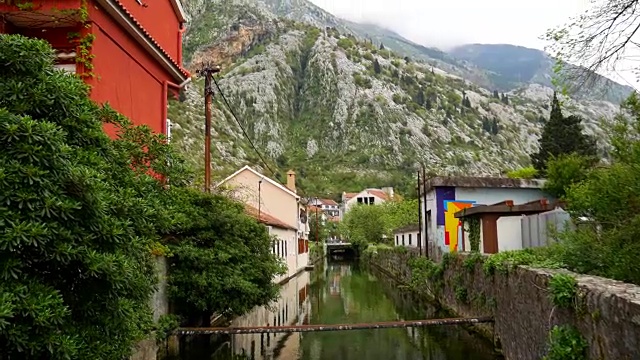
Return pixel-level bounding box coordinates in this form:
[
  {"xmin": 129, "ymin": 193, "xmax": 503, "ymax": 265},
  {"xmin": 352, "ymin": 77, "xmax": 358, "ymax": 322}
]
[{"xmin": 443, "ymin": 200, "xmax": 476, "ymax": 252}]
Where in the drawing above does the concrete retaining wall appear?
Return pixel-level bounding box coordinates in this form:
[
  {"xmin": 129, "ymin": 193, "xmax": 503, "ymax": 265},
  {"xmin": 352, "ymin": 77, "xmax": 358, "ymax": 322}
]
[
  {"xmin": 366, "ymin": 249, "xmax": 640, "ymax": 360},
  {"xmin": 131, "ymin": 256, "xmax": 169, "ymax": 360}
]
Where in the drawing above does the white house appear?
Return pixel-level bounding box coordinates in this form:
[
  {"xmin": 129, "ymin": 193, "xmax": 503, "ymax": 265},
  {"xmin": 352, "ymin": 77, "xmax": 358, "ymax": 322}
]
[
  {"xmin": 393, "ymin": 224, "xmax": 420, "ymax": 248},
  {"xmin": 419, "ymin": 176, "xmax": 554, "ymax": 260},
  {"xmin": 218, "ymin": 166, "xmax": 310, "ymax": 283},
  {"xmin": 341, "ymin": 187, "xmax": 395, "ymax": 217},
  {"xmin": 308, "ymin": 198, "xmax": 341, "ymax": 218},
  {"xmin": 229, "ymin": 270, "xmax": 311, "ymax": 358}
]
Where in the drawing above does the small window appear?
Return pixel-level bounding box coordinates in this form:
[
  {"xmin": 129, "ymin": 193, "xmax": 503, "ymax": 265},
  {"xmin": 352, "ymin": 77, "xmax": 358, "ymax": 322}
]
[
  {"xmin": 369, "ymin": 197, "xmax": 375, "ymax": 205},
  {"xmin": 409, "ymin": 233, "xmax": 412, "ymax": 246},
  {"xmin": 402, "ymin": 234, "xmax": 405, "ymax": 246}
]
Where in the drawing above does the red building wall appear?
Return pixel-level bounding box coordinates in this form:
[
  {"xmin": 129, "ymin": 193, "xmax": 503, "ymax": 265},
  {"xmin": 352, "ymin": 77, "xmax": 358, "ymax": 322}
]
[
  {"xmin": 117, "ymin": 0, "xmax": 182, "ymax": 62},
  {"xmin": 88, "ymin": 1, "xmax": 176, "ymax": 137}
]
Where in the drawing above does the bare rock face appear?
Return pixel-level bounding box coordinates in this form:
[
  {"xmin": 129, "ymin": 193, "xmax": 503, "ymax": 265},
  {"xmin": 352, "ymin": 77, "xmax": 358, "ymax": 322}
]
[{"xmin": 172, "ymin": 0, "xmax": 624, "ymax": 192}]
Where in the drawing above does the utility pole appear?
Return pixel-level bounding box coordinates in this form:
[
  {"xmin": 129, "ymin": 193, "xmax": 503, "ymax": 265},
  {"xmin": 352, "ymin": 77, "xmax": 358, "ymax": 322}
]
[
  {"xmin": 417, "ymin": 169, "xmax": 423, "ymax": 257},
  {"xmin": 421, "ymin": 164, "xmax": 429, "ymax": 259},
  {"xmin": 197, "ymin": 62, "xmax": 221, "ymax": 193},
  {"xmin": 315, "ymin": 208, "xmax": 319, "ymax": 245}
]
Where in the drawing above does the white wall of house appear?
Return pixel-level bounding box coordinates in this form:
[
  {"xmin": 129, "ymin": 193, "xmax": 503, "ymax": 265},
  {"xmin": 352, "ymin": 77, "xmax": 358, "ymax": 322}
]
[
  {"xmin": 394, "ymin": 230, "xmax": 420, "ymax": 248},
  {"xmin": 344, "ymin": 191, "xmax": 387, "ymax": 214},
  {"xmin": 219, "ymin": 166, "xmax": 309, "ymax": 278},
  {"xmin": 497, "ymin": 216, "xmax": 524, "ymax": 252},
  {"xmin": 230, "ymin": 270, "xmax": 311, "ymax": 358},
  {"xmin": 426, "ymin": 186, "xmax": 550, "ymax": 258},
  {"xmin": 269, "ymin": 227, "xmax": 299, "ymax": 283}
]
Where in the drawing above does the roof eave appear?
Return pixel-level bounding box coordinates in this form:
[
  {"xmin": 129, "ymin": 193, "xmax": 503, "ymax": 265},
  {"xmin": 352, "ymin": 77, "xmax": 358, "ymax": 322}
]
[
  {"xmin": 96, "ymin": 0, "xmax": 189, "ymax": 83},
  {"xmin": 169, "ymin": 0, "xmax": 186, "ymax": 23}
]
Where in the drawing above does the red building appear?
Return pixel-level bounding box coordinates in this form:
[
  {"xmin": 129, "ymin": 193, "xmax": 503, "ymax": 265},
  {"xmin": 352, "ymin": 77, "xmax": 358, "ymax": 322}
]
[{"xmin": 0, "ymin": 0, "xmax": 191, "ymax": 138}]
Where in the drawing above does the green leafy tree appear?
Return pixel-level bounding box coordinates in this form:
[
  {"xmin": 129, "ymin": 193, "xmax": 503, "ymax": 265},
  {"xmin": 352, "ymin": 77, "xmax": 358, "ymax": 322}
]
[
  {"xmin": 0, "ymin": 34, "xmax": 287, "ymax": 357},
  {"xmin": 558, "ymin": 93, "xmax": 640, "ymax": 285},
  {"xmin": 531, "ymin": 92, "xmax": 597, "ymax": 173},
  {"xmin": 0, "ymin": 34, "xmax": 158, "ymax": 359},
  {"xmin": 340, "ymin": 199, "xmax": 418, "ymax": 246},
  {"xmin": 308, "ymin": 210, "xmax": 328, "ymax": 242},
  {"xmin": 340, "ymin": 205, "xmax": 386, "ymax": 246},
  {"xmin": 165, "ymin": 190, "xmax": 286, "ymax": 325},
  {"xmin": 543, "ymin": 154, "xmax": 591, "ymax": 199}
]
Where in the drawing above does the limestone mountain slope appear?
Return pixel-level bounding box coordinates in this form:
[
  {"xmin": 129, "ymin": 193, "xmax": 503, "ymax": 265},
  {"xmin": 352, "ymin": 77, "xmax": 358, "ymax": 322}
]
[{"xmin": 169, "ymin": 0, "xmax": 622, "ymax": 196}]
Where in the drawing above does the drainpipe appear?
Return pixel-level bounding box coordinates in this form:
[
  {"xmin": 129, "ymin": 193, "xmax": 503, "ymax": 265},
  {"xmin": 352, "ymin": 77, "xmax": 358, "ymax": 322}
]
[
  {"xmin": 178, "ymin": 23, "xmax": 186, "ymax": 66},
  {"xmin": 162, "ymin": 77, "xmax": 192, "ymax": 136}
]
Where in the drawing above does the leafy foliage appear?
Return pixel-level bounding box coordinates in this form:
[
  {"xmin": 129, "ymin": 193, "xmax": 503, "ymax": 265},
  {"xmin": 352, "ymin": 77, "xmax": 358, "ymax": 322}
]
[
  {"xmin": 0, "ymin": 34, "xmax": 157, "ymax": 359},
  {"xmin": 0, "ymin": 34, "xmax": 286, "ymax": 357},
  {"xmin": 531, "ymin": 92, "xmax": 597, "ymax": 173},
  {"xmin": 548, "ymin": 274, "xmax": 578, "ymax": 309},
  {"xmin": 558, "ymin": 93, "xmax": 640, "ymax": 286},
  {"xmin": 340, "ymin": 200, "xmax": 418, "ymax": 246},
  {"xmin": 543, "ymin": 154, "xmax": 592, "ymax": 199},
  {"xmin": 166, "ymin": 191, "xmax": 286, "ymax": 322},
  {"xmin": 506, "ymin": 166, "xmax": 538, "ymax": 179},
  {"xmin": 543, "ymin": 325, "xmax": 588, "ymax": 360}
]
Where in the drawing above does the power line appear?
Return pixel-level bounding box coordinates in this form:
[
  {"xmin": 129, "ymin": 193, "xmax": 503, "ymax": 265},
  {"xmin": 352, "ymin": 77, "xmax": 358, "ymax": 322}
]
[
  {"xmin": 211, "ymin": 77, "xmax": 314, "ymax": 200},
  {"xmin": 212, "ymin": 76, "xmax": 278, "ymax": 178}
]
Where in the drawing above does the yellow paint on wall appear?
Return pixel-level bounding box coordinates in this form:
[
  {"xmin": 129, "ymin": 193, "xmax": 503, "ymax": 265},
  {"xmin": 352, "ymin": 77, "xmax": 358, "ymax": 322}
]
[{"xmin": 444, "ymin": 201, "xmax": 475, "ymax": 252}]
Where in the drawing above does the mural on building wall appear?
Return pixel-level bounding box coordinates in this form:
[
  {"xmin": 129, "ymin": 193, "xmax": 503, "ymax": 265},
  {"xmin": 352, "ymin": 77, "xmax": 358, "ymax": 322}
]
[
  {"xmin": 443, "ymin": 200, "xmax": 476, "ymax": 252},
  {"xmin": 435, "ymin": 187, "xmax": 476, "ymax": 252}
]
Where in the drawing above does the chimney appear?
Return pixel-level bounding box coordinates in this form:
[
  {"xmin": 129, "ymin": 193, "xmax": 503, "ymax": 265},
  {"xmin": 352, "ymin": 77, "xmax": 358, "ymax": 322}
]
[{"xmin": 286, "ymin": 169, "xmax": 296, "ymax": 193}]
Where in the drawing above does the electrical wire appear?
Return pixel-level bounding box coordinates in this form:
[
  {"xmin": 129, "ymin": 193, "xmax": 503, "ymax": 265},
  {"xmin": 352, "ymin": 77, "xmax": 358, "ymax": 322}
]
[
  {"xmin": 212, "ymin": 76, "xmax": 314, "ymax": 200},
  {"xmin": 212, "ymin": 76, "xmax": 278, "ymax": 178}
]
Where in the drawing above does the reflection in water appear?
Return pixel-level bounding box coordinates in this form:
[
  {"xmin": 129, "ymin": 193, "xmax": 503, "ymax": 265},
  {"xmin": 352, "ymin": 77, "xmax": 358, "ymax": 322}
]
[{"xmin": 173, "ymin": 259, "xmax": 500, "ymax": 360}]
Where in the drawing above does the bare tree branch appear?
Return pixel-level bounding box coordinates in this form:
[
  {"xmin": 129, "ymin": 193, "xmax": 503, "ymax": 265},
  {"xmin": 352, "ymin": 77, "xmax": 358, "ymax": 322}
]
[{"xmin": 545, "ymin": 0, "xmax": 640, "ymax": 94}]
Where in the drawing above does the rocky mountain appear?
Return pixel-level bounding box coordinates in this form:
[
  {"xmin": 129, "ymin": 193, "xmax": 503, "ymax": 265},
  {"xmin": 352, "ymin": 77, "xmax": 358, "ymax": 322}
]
[
  {"xmin": 169, "ymin": 0, "xmax": 624, "ymax": 196},
  {"xmin": 450, "ymin": 44, "xmax": 634, "ymax": 104}
]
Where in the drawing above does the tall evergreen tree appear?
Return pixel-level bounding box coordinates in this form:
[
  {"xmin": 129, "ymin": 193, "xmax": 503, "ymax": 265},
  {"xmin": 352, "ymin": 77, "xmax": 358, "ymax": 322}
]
[
  {"xmin": 531, "ymin": 92, "xmax": 597, "ymax": 173},
  {"xmin": 373, "ymin": 58, "xmax": 381, "ymax": 74},
  {"xmin": 380, "ymin": 43, "xmax": 385, "ymax": 50}
]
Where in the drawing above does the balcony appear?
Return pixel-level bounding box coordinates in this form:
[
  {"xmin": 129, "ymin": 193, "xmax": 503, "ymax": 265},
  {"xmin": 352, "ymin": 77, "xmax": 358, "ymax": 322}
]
[{"xmin": 0, "ymin": 0, "xmax": 85, "ymax": 29}]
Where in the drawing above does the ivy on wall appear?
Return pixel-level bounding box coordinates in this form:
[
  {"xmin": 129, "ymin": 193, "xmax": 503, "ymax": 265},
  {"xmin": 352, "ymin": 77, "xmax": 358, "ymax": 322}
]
[{"xmin": 466, "ymin": 217, "xmax": 481, "ymax": 252}]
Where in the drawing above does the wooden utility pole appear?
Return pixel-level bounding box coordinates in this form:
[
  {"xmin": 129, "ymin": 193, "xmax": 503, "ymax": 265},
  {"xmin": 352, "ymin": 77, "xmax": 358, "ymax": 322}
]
[
  {"xmin": 421, "ymin": 164, "xmax": 429, "ymax": 258},
  {"xmin": 197, "ymin": 62, "xmax": 221, "ymax": 192},
  {"xmin": 417, "ymin": 169, "xmax": 423, "ymax": 257}
]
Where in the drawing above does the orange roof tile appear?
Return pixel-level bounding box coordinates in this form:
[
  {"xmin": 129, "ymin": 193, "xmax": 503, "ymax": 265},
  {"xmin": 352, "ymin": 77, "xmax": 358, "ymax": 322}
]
[
  {"xmin": 244, "ymin": 204, "xmax": 296, "ymax": 231},
  {"xmin": 328, "ymin": 216, "xmax": 340, "ymax": 222},
  {"xmin": 320, "ymin": 199, "xmax": 338, "ymax": 206},
  {"xmin": 368, "ymin": 189, "xmax": 390, "ymax": 200},
  {"xmin": 344, "ymin": 192, "xmax": 358, "ymax": 200},
  {"xmin": 307, "ymin": 205, "xmax": 322, "ymax": 212}
]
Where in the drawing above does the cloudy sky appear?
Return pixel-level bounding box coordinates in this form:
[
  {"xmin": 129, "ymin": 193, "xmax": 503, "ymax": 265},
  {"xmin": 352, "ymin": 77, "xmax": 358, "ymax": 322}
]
[
  {"xmin": 308, "ymin": 0, "xmax": 591, "ymax": 50},
  {"xmin": 308, "ymin": 0, "xmax": 639, "ymax": 88}
]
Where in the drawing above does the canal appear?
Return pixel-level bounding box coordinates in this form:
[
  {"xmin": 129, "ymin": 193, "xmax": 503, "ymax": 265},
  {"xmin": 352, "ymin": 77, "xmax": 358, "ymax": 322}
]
[{"xmin": 169, "ymin": 259, "xmax": 500, "ymax": 359}]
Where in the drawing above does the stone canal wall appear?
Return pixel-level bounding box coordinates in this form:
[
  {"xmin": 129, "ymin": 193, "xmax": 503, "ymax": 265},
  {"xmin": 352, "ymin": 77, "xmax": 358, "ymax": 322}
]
[{"xmin": 365, "ymin": 248, "xmax": 640, "ymax": 360}]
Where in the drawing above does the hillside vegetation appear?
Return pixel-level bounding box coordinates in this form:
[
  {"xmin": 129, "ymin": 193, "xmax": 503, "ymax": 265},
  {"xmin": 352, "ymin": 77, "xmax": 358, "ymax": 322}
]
[{"xmin": 170, "ymin": 0, "xmax": 622, "ymax": 197}]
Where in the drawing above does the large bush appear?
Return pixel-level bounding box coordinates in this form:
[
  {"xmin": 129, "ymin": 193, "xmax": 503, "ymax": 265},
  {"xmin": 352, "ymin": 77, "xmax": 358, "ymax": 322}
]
[
  {"xmin": 559, "ymin": 93, "xmax": 640, "ymax": 285},
  {"xmin": 164, "ymin": 189, "xmax": 286, "ymax": 325},
  {"xmin": 0, "ymin": 34, "xmax": 284, "ymax": 358},
  {"xmin": 0, "ymin": 34, "xmax": 157, "ymax": 359}
]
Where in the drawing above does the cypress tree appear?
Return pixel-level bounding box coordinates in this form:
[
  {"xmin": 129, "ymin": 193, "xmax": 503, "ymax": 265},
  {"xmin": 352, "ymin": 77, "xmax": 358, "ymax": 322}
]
[
  {"xmin": 373, "ymin": 58, "xmax": 381, "ymax": 74},
  {"xmin": 531, "ymin": 92, "xmax": 597, "ymax": 173}
]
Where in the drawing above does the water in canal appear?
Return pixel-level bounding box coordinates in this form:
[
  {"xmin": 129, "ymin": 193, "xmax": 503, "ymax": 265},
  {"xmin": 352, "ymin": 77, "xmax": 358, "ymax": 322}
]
[{"xmin": 170, "ymin": 258, "xmax": 500, "ymax": 360}]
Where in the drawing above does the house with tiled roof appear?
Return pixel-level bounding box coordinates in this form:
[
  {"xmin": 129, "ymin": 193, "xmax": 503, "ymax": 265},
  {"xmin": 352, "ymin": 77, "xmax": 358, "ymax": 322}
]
[
  {"xmin": 0, "ymin": 0, "xmax": 190, "ymax": 138},
  {"xmin": 218, "ymin": 166, "xmax": 311, "ymax": 283},
  {"xmin": 341, "ymin": 187, "xmax": 395, "ymax": 218},
  {"xmin": 308, "ymin": 198, "xmax": 341, "ymax": 218}
]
